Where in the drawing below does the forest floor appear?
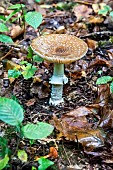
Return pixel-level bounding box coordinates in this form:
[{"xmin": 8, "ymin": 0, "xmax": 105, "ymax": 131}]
[{"xmin": 0, "ymin": 0, "xmax": 113, "ymax": 170}]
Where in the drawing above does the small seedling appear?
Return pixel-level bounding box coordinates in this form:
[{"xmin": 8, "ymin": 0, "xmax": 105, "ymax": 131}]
[{"xmin": 0, "ymin": 3, "xmax": 42, "ymax": 43}]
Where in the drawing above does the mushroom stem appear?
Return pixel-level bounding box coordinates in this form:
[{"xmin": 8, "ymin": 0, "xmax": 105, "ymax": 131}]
[{"xmin": 49, "ymin": 63, "xmax": 68, "ymax": 105}]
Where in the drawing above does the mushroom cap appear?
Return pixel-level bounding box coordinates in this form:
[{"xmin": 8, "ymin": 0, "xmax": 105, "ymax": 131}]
[{"xmin": 31, "ymin": 34, "xmax": 88, "ymax": 64}]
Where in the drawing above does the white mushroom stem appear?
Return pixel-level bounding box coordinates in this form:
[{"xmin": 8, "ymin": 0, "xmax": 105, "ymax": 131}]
[{"xmin": 49, "ymin": 63, "xmax": 68, "ymax": 106}]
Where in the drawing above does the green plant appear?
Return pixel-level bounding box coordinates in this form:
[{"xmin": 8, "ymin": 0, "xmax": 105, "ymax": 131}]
[
  {"xmin": 0, "ymin": 97, "xmax": 54, "ymax": 169},
  {"xmin": 98, "ymin": 4, "xmax": 113, "ymax": 18},
  {"xmin": 7, "ymin": 47, "xmax": 44, "ymax": 80},
  {"xmin": 0, "ymin": 3, "xmax": 42, "ymax": 43},
  {"xmin": 96, "ymin": 75, "xmax": 113, "ymax": 93},
  {"xmin": 8, "ymin": 61, "xmax": 38, "ymax": 79}
]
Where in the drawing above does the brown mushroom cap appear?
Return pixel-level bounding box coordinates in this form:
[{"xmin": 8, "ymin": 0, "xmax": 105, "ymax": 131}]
[{"xmin": 31, "ymin": 34, "xmax": 88, "ymax": 64}]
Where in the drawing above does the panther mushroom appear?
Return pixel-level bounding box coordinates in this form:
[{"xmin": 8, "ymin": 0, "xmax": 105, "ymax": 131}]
[{"xmin": 31, "ymin": 34, "xmax": 88, "ymax": 106}]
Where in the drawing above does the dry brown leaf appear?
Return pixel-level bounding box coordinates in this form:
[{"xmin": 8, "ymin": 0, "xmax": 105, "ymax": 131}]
[
  {"xmin": 86, "ymin": 39, "xmax": 98, "ymax": 50},
  {"xmin": 89, "ymin": 57, "xmax": 113, "ymax": 68},
  {"xmin": 72, "ymin": 5, "xmax": 92, "ymax": 22},
  {"xmin": 5, "ymin": 60, "xmax": 21, "ymax": 71},
  {"xmin": 99, "ymin": 109, "xmax": 113, "ymax": 128},
  {"xmin": 89, "ymin": 16, "xmax": 104, "ymax": 24},
  {"xmin": 76, "ymin": 129, "xmax": 105, "ymax": 150},
  {"xmin": 25, "ymin": 98, "xmax": 36, "ymax": 107},
  {"xmin": 96, "ymin": 84, "xmax": 110, "ymax": 107},
  {"xmin": 49, "ymin": 147, "xmax": 58, "ymax": 159},
  {"xmin": 11, "ymin": 25, "xmax": 24, "ymax": 39}
]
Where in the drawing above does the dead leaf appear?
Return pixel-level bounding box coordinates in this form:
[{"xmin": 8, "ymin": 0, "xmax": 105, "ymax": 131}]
[
  {"xmin": 99, "ymin": 109, "xmax": 113, "ymax": 128},
  {"xmin": 96, "ymin": 84, "xmax": 110, "ymax": 107},
  {"xmin": 89, "ymin": 16, "xmax": 104, "ymax": 24},
  {"xmin": 89, "ymin": 56, "xmax": 113, "ymax": 68},
  {"xmin": 5, "ymin": 60, "xmax": 21, "ymax": 71},
  {"xmin": 25, "ymin": 98, "xmax": 36, "ymax": 106},
  {"xmin": 76, "ymin": 129, "xmax": 105, "ymax": 150},
  {"xmin": 72, "ymin": 5, "xmax": 92, "ymax": 22},
  {"xmin": 11, "ymin": 25, "xmax": 24, "ymax": 39},
  {"xmin": 49, "ymin": 147, "xmax": 58, "ymax": 159},
  {"xmin": 86, "ymin": 39, "xmax": 98, "ymax": 50}
]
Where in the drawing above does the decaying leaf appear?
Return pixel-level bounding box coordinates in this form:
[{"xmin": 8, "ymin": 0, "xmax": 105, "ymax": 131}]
[
  {"xmin": 96, "ymin": 84, "xmax": 110, "ymax": 107},
  {"xmin": 73, "ymin": 4, "xmax": 92, "ymax": 22},
  {"xmin": 86, "ymin": 39, "xmax": 98, "ymax": 50},
  {"xmin": 89, "ymin": 16, "xmax": 104, "ymax": 24},
  {"xmin": 53, "ymin": 106, "xmax": 105, "ymax": 150},
  {"xmin": 11, "ymin": 25, "xmax": 24, "ymax": 39},
  {"xmin": 25, "ymin": 98, "xmax": 36, "ymax": 106},
  {"xmin": 99, "ymin": 109, "xmax": 113, "ymax": 128}
]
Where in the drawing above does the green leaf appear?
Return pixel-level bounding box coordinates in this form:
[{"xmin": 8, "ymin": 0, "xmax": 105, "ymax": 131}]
[
  {"xmin": 98, "ymin": 5, "xmax": 111, "ymax": 15},
  {"xmin": 110, "ymin": 11, "xmax": 113, "ymax": 18},
  {"xmin": 8, "ymin": 69, "xmax": 21, "ymax": 78},
  {"xmin": 22, "ymin": 122, "xmax": 54, "ymax": 139},
  {"xmin": 0, "ymin": 155, "xmax": 9, "ymax": 170},
  {"xmin": 38, "ymin": 157, "xmax": 54, "ymax": 170},
  {"xmin": 25, "ymin": 11, "xmax": 42, "ymax": 29},
  {"xmin": 21, "ymin": 64, "xmax": 37, "ymax": 79},
  {"xmin": 32, "ymin": 166, "xmax": 37, "ymax": 170},
  {"xmin": 5, "ymin": 9, "xmax": 19, "ymax": 22},
  {"xmin": 35, "ymin": 0, "xmax": 40, "ymax": 2},
  {"xmin": 0, "ymin": 15, "xmax": 6, "ymax": 21},
  {"xmin": 20, "ymin": 61, "xmax": 28, "ymax": 65},
  {"xmin": 17, "ymin": 150, "xmax": 28, "ymax": 162},
  {"xmin": 96, "ymin": 76, "xmax": 113, "ymax": 84},
  {"xmin": 0, "ymin": 97, "xmax": 24, "ymax": 126},
  {"xmin": 110, "ymin": 81, "xmax": 113, "ymax": 93},
  {"xmin": 0, "ymin": 34, "xmax": 13, "ymax": 43},
  {"xmin": 33, "ymin": 55, "xmax": 44, "ymax": 62},
  {"xmin": 0, "ymin": 23, "xmax": 9, "ymax": 32},
  {"xmin": 8, "ymin": 4, "xmax": 25, "ymax": 9},
  {"xmin": 0, "ymin": 137, "xmax": 10, "ymax": 158},
  {"xmin": 27, "ymin": 46, "xmax": 33, "ymax": 59}
]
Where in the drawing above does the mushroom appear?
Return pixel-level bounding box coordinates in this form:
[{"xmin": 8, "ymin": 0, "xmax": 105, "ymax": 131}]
[{"xmin": 31, "ymin": 34, "xmax": 88, "ymax": 106}]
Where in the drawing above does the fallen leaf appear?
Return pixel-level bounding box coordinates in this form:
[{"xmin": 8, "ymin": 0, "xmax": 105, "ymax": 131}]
[
  {"xmin": 96, "ymin": 84, "xmax": 110, "ymax": 107},
  {"xmin": 11, "ymin": 25, "xmax": 24, "ymax": 39},
  {"xmin": 73, "ymin": 5, "xmax": 92, "ymax": 22},
  {"xmin": 86, "ymin": 39, "xmax": 98, "ymax": 50},
  {"xmin": 49, "ymin": 147, "xmax": 58, "ymax": 159},
  {"xmin": 89, "ymin": 16, "xmax": 104, "ymax": 24},
  {"xmin": 25, "ymin": 98, "xmax": 36, "ymax": 106},
  {"xmin": 99, "ymin": 109, "xmax": 113, "ymax": 128}
]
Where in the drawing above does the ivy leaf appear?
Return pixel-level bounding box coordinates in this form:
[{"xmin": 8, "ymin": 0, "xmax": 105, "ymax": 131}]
[
  {"xmin": 0, "ymin": 23, "xmax": 9, "ymax": 32},
  {"xmin": 25, "ymin": 12, "xmax": 42, "ymax": 29},
  {"xmin": 38, "ymin": 157, "xmax": 54, "ymax": 170},
  {"xmin": 8, "ymin": 69, "xmax": 21, "ymax": 78},
  {"xmin": 0, "ymin": 34, "xmax": 13, "ymax": 43},
  {"xmin": 17, "ymin": 150, "xmax": 28, "ymax": 162},
  {"xmin": 21, "ymin": 64, "xmax": 37, "ymax": 79},
  {"xmin": 96, "ymin": 76, "xmax": 113, "ymax": 84},
  {"xmin": 22, "ymin": 122, "xmax": 54, "ymax": 139},
  {"xmin": 0, "ymin": 97, "xmax": 24, "ymax": 126}
]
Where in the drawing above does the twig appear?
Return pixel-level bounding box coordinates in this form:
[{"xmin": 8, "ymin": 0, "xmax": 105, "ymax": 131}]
[
  {"xmin": 80, "ymin": 31, "xmax": 113, "ymax": 38},
  {"xmin": 0, "ymin": 39, "xmax": 25, "ymax": 61}
]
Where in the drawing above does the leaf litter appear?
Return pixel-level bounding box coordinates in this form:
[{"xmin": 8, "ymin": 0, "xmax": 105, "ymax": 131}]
[{"xmin": 0, "ymin": 0, "xmax": 113, "ymax": 169}]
